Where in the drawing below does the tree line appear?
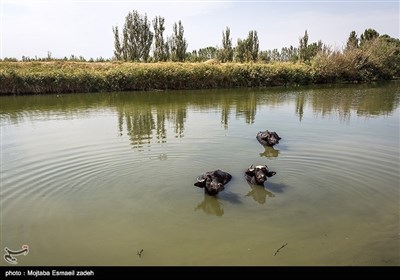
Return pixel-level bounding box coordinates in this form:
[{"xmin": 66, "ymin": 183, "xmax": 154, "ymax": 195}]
[
  {"xmin": 2, "ymin": 9, "xmax": 398, "ymax": 80},
  {"xmin": 111, "ymin": 10, "xmax": 399, "ymax": 72},
  {"xmin": 111, "ymin": 10, "xmax": 259, "ymax": 63},
  {"xmin": 112, "ymin": 11, "xmax": 187, "ymax": 62}
]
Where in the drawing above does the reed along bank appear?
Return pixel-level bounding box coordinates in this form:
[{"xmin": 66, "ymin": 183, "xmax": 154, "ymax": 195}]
[{"xmin": 0, "ymin": 60, "xmax": 396, "ymax": 95}]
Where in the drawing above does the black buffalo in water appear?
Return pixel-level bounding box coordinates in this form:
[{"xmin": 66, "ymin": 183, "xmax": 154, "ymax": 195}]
[
  {"xmin": 256, "ymin": 130, "xmax": 281, "ymax": 147},
  {"xmin": 245, "ymin": 165, "xmax": 276, "ymax": 186},
  {"xmin": 194, "ymin": 169, "xmax": 232, "ymax": 196}
]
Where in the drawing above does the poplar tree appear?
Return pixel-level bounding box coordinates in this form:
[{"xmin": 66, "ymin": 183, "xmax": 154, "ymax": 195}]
[
  {"xmin": 235, "ymin": 38, "xmax": 246, "ymax": 62},
  {"xmin": 169, "ymin": 20, "xmax": 188, "ymax": 62},
  {"xmin": 247, "ymin": 30, "xmax": 259, "ymax": 62},
  {"xmin": 153, "ymin": 16, "xmax": 169, "ymax": 62},
  {"xmin": 234, "ymin": 30, "xmax": 259, "ymax": 62},
  {"xmin": 298, "ymin": 30, "xmax": 321, "ymax": 62},
  {"xmin": 112, "ymin": 26, "xmax": 123, "ymax": 60},
  {"xmin": 219, "ymin": 27, "xmax": 233, "ymax": 62},
  {"xmin": 112, "ymin": 10, "xmax": 153, "ymax": 61},
  {"xmin": 299, "ymin": 30, "xmax": 309, "ymax": 62}
]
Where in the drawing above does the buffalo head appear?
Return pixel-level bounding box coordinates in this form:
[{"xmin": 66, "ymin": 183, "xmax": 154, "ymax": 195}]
[{"xmin": 245, "ymin": 164, "xmax": 276, "ymax": 185}]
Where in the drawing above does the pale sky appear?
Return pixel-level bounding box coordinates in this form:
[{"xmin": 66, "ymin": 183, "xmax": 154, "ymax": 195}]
[{"xmin": 1, "ymin": 0, "xmax": 399, "ymax": 59}]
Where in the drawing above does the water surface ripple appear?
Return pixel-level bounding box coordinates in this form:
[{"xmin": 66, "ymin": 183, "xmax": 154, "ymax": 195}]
[{"xmin": 1, "ymin": 83, "xmax": 399, "ymax": 265}]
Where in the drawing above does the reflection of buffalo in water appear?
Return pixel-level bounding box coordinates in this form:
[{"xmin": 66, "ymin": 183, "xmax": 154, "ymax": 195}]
[
  {"xmin": 256, "ymin": 130, "xmax": 281, "ymax": 147},
  {"xmin": 195, "ymin": 195, "xmax": 224, "ymax": 216},
  {"xmin": 194, "ymin": 169, "xmax": 232, "ymax": 196},
  {"xmin": 246, "ymin": 182, "xmax": 287, "ymax": 204},
  {"xmin": 260, "ymin": 146, "xmax": 280, "ymax": 158},
  {"xmin": 245, "ymin": 184, "xmax": 274, "ymax": 204},
  {"xmin": 194, "ymin": 192, "xmax": 242, "ymax": 216},
  {"xmin": 245, "ymin": 165, "xmax": 276, "ymax": 186}
]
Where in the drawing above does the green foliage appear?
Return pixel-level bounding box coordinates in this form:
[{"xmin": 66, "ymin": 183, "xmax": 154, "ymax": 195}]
[
  {"xmin": 346, "ymin": 31, "xmax": 359, "ymax": 50},
  {"xmin": 1, "ymin": 57, "xmax": 18, "ymax": 62},
  {"xmin": 234, "ymin": 30, "xmax": 259, "ymax": 62},
  {"xmin": 259, "ymin": 46, "xmax": 298, "ymax": 63},
  {"xmin": 359, "ymin": 35, "xmax": 400, "ymax": 79},
  {"xmin": 299, "ymin": 30, "xmax": 309, "ymax": 61},
  {"xmin": 169, "ymin": 21, "xmax": 188, "ymax": 62},
  {"xmin": 185, "ymin": 50, "xmax": 199, "ymax": 62},
  {"xmin": 312, "ymin": 50, "xmax": 360, "ymax": 82},
  {"xmin": 258, "ymin": 51, "xmax": 270, "ymax": 63},
  {"xmin": 153, "ymin": 16, "xmax": 169, "ymax": 62},
  {"xmin": 360, "ymin": 28, "xmax": 379, "ymax": 47},
  {"xmin": 234, "ymin": 39, "xmax": 246, "ymax": 63},
  {"xmin": 312, "ymin": 31, "xmax": 400, "ymax": 81},
  {"xmin": 112, "ymin": 26, "xmax": 123, "ymax": 60},
  {"xmin": 197, "ymin": 46, "xmax": 218, "ymax": 61},
  {"xmin": 248, "ymin": 31, "xmax": 259, "ymax": 62},
  {"xmin": 299, "ymin": 30, "xmax": 322, "ymax": 63},
  {"xmin": 281, "ymin": 46, "xmax": 299, "ymax": 62},
  {"xmin": 218, "ymin": 27, "xmax": 233, "ymax": 62},
  {"xmin": 113, "ymin": 10, "xmax": 154, "ymax": 62}
]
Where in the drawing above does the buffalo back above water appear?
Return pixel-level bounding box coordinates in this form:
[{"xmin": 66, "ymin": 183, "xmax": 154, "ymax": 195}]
[
  {"xmin": 194, "ymin": 169, "xmax": 232, "ymax": 195},
  {"xmin": 256, "ymin": 130, "xmax": 281, "ymax": 147}
]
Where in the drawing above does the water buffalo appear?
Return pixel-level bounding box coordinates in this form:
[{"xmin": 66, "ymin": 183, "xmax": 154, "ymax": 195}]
[
  {"xmin": 245, "ymin": 165, "xmax": 276, "ymax": 186},
  {"xmin": 194, "ymin": 169, "xmax": 232, "ymax": 196},
  {"xmin": 256, "ymin": 130, "xmax": 281, "ymax": 146}
]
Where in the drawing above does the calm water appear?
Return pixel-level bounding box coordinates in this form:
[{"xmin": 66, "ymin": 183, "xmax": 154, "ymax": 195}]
[{"xmin": 1, "ymin": 83, "xmax": 399, "ymax": 266}]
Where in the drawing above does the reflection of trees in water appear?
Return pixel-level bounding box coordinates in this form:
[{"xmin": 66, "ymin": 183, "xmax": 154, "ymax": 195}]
[
  {"xmin": 295, "ymin": 92, "xmax": 306, "ymax": 122},
  {"xmin": 356, "ymin": 89, "xmax": 399, "ymax": 116},
  {"xmin": 295, "ymin": 86, "xmax": 400, "ymax": 122},
  {"xmin": 1, "ymin": 84, "xmax": 398, "ymax": 129},
  {"xmin": 310, "ymin": 90, "xmax": 353, "ymax": 122},
  {"xmin": 122, "ymin": 107, "xmax": 155, "ymax": 147},
  {"xmin": 117, "ymin": 104, "xmax": 186, "ymax": 147},
  {"xmin": 170, "ymin": 109, "xmax": 185, "ymax": 138},
  {"xmin": 221, "ymin": 101, "xmax": 231, "ymax": 129},
  {"xmin": 195, "ymin": 195, "xmax": 224, "ymax": 216},
  {"xmin": 156, "ymin": 112, "xmax": 167, "ymax": 143},
  {"xmin": 131, "ymin": 85, "xmax": 383, "ymax": 127},
  {"xmin": 236, "ymin": 92, "xmax": 257, "ymax": 124},
  {"xmin": 154, "ymin": 107, "xmax": 186, "ymax": 141}
]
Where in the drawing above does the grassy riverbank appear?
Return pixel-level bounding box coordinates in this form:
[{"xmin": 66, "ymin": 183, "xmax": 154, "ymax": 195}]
[{"xmin": 0, "ymin": 60, "xmax": 393, "ymax": 95}]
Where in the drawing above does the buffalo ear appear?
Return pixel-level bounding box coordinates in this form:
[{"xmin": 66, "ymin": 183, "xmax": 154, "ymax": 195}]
[{"xmin": 267, "ymin": 171, "xmax": 276, "ymax": 177}]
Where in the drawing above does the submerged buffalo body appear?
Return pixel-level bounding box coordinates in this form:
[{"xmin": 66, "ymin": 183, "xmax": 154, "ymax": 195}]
[
  {"xmin": 245, "ymin": 165, "xmax": 276, "ymax": 185},
  {"xmin": 194, "ymin": 169, "xmax": 232, "ymax": 196},
  {"xmin": 256, "ymin": 130, "xmax": 281, "ymax": 147}
]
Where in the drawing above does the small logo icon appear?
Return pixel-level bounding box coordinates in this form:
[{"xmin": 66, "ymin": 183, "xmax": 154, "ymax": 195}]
[{"xmin": 4, "ymin": 245, "xmax": 29, "ymax": 265}]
